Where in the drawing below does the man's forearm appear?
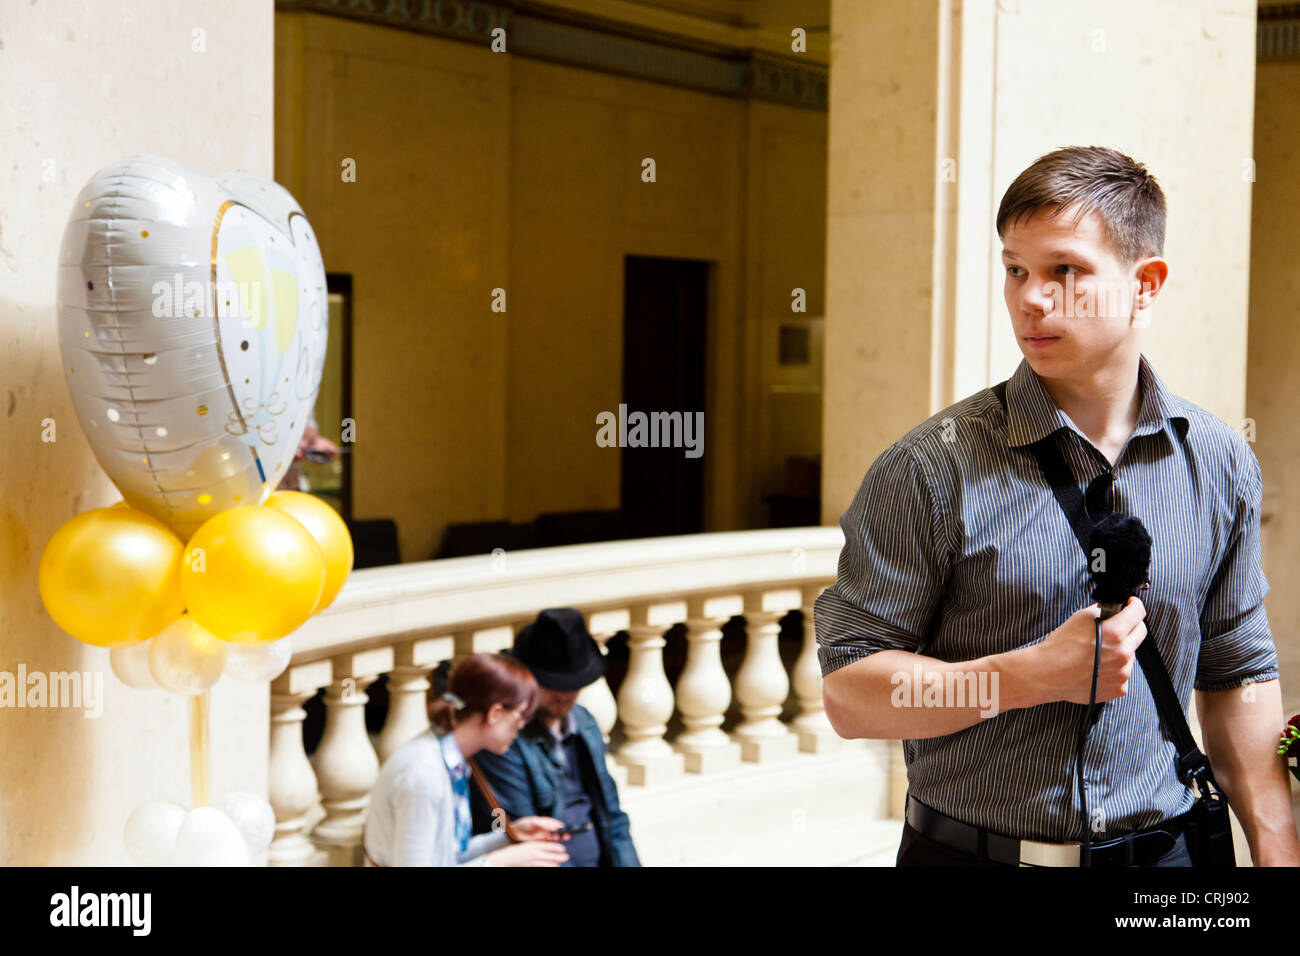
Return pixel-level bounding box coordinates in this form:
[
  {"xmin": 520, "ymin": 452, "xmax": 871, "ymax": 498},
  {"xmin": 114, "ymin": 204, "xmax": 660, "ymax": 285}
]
[
  {"xmin": 1196, "ymin": 679, "xmax": 1300, "ymax": 866},
  {"xmin": 822, "ymin": 645, "xmax": 1050, "ymax": 740}
]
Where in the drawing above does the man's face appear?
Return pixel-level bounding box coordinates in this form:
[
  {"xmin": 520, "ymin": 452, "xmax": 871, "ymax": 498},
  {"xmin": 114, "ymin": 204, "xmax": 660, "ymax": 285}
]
[
  {"xmin": 536, "ymin": 687, "xmax": 581, "ymax": 721},
  {"xmin": 1001, "ymin": 204, "xmax": 1160, "ymax": 380}
]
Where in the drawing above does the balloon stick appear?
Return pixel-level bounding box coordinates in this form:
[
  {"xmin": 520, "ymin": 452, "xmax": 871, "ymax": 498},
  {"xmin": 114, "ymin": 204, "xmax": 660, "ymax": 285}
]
[{"xmin": 189, "ymin": 692, "xmax": 211, "ymax": 808}]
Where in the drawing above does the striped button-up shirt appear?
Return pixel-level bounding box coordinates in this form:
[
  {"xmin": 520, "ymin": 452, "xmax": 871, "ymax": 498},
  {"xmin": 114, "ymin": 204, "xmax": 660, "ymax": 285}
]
[{"xmin": 814, "ymin": 352, "xmax": 1277, "ymax": 843}]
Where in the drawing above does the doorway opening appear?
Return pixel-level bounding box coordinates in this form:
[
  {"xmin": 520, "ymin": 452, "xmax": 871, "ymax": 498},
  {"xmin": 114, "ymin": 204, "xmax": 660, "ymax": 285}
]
[{"xmin": 620, "ymin": 255, "xmax": 709, "ymax": 539}]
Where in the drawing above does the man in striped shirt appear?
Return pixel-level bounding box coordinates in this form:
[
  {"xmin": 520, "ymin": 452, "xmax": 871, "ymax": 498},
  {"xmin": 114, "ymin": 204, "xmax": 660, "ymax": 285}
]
[{"xmin": 814, "ymin": 146, "xmax": 1300, "ymax": 867}]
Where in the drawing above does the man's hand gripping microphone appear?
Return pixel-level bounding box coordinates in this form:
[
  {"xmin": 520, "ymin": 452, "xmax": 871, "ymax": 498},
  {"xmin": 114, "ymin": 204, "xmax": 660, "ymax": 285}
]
[{"xmin": 1086, "ymin": 513, "xmax": 1153, "ymax": 726}]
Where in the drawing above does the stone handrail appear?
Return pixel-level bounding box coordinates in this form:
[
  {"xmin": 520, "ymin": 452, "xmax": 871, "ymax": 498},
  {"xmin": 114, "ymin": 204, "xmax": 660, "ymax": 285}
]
[{"xmin": 268, "ymin": 526, "xmax": 846, "ymax": 865}]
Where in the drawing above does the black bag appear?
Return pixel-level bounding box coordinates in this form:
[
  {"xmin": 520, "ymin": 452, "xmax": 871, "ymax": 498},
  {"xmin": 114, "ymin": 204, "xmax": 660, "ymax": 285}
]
[{"xmin": 992, "ymin": 380, "xmax": 1235, "ymax": 867}]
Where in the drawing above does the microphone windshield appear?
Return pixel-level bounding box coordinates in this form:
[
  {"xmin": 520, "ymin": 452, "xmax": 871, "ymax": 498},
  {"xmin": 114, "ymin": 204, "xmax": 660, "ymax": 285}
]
[{"xmin": 1087, "ymin": 511, "xmax": 1151, "ymax": 607}]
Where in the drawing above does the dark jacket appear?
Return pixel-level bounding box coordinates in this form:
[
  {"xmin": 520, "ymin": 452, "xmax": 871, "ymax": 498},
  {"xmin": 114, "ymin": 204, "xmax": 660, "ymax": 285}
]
[{"xmin": 469, "ymin": 704, "xmax": 641, "ymax": 866}]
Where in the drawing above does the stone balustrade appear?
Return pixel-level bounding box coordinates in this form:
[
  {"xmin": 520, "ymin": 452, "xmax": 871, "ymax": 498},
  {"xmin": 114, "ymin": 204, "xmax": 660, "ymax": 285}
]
[{"xmin": 267, "ymin": 527, "xmax": 850, "ymax": 866}]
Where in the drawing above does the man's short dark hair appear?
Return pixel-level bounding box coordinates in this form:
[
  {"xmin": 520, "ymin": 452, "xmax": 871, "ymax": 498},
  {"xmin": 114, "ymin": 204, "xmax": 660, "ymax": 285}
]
[{"xmin": 996, "ymin": 146, "xmax": 1166, "ymax": 265}]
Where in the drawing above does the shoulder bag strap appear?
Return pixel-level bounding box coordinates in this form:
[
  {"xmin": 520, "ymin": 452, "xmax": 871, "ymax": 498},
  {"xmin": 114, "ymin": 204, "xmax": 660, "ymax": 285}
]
[{"xmin": 466, "ymin": 756, "xmax": 521, "ymax": 842}]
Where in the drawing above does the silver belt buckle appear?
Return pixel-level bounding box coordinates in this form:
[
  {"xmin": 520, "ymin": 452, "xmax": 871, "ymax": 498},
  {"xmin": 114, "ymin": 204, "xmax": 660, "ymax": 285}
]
[{"xmin": 1018, "ymin": 837, "xmax": 1081, "ymax": 867}]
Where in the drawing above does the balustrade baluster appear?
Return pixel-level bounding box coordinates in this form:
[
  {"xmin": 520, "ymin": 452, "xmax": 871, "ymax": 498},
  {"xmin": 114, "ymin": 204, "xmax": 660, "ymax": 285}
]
[
  {"xmin": 674, "ymin": 596, "xmax": 741, "ymax": 772},
  {"xmin": 377, "ymin": 635, "xmax": 454, "ymax": 763},
  {"xmin": 613, "ymin": 604, "xmax": 682, "ymax": 785},
  {"xmin": 268, "ymin": 659, "xmax": 331, "ymax": 867},
  {"xmin": 311, "ymin": 647, "xmax": 393, "ymax": 866},
  {"xmin": 576, "ymin": 618, "xmax": 619, "ymax": 743},
  {"xmin": 734, "ymin": 591, "xmax": 798, "ymax": 762},
  {"xmin": 792, "ymin": 583, "xmax": 840, "ymax": 753}
]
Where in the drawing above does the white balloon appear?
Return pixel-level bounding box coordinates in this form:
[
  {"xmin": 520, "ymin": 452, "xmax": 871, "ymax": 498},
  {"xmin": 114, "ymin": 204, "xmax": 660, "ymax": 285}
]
[
  {"xmin": 124, "ymin": 801, "xmax": 187, "ymax": 866},
  {"xmin": 223, "ymin": 637, "xmax": 291, "ymax": 682},
  {"xmin": 110, "ymin": 639, "xmax": 158, "ymax": 690},
  {"xmin": 174, "ymin": 807, "xmax": 251, "ymax": 867},
  {"xmin": 56, "ymin": 154, "xmax": 329, "ymax": 540},
  {"xmin": 218, "ymin": 791, "xmax": 276, "ymax": 854},
  {"xmin": 149, "ymin": 615, "xmax": 227, "ymax": 695}
]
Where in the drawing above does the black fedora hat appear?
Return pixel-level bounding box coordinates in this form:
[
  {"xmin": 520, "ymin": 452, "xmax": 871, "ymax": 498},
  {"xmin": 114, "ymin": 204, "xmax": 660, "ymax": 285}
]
[{"xmin": 511, "ymin": 608, "xmax": 605, "ymax": 691}]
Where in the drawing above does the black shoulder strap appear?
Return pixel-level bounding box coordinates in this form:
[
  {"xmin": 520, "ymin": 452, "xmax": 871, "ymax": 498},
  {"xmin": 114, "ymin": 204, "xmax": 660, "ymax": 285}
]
[
  {"xmin": 989, "ymin": 379, "xmax": 1215, "ymax": 790},
  {"xmin": 994, "ymin": 380, "xmax": 1090, "ymax": 554}
]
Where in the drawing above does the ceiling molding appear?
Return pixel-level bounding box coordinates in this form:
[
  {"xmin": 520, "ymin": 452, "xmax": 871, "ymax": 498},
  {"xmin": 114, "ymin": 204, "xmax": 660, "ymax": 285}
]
[
  {"xmin": 275, "ymin": 0, "xmax": 827, "ymax": 109},
  {"xmin": 1259, "ymin": 15, "xmax": 1300, "ymax": 60}
]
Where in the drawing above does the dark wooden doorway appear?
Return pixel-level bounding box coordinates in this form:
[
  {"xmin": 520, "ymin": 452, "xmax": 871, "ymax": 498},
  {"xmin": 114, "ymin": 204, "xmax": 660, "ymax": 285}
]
[{"xmin": 620, "ymin": 256, "xmax": 708, "ymax": 539}]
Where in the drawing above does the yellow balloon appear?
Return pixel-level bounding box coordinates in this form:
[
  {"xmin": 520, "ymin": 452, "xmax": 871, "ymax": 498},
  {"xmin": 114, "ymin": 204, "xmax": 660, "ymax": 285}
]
[
  {"xmin": 181, "ymin": 506, "xmax": 325, "ymax": 644},
  {"xmin": 38, "ymin": 508, "xmax": 185, "ymax": 647},
  {"xmin": 264, "ymin": 491, "xmax": 354, "ymax": 612}
]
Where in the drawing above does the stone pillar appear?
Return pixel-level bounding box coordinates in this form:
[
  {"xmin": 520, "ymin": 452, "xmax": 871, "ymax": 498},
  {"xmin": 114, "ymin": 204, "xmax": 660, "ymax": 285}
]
[
  {"xmin": 0, "ymin": 0, "xmax": 273, "ymax": 865},
  {"xmin": 1249, "ymin": 22, "xmax": 1300, "ymax": 727},
  {"xmin": 823, "ymin": 0, "xmax": 952, "ymax": 522}
]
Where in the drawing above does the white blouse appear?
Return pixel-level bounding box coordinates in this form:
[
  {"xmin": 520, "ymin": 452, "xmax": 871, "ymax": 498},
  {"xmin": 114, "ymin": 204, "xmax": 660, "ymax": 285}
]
[{"xmin": 362, "ymin": 729, "xmax": 510, "ymax": 866}]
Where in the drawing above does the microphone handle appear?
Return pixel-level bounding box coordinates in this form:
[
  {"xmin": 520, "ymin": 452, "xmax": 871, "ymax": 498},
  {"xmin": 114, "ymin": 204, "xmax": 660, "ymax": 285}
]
[{"xmin": 1088, "ymin": 602, "xmax": 1126, "ymax": 726}]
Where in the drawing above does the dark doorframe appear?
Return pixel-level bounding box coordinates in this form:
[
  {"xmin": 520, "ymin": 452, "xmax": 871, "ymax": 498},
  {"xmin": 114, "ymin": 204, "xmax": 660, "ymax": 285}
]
[
  {"xmin": 621, "ymin": 255, "xmax": 709, "ymax": 539},
  {"xmin": 305, "ymin": 272, "xmax": 352, "ymax": 521}
]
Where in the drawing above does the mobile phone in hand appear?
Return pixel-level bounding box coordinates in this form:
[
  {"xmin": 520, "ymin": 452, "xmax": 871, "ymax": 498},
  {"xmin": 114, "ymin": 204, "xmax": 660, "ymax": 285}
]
[{"xmin": 554, "ymin": 821, "xmax": 593, "ymax": 837}]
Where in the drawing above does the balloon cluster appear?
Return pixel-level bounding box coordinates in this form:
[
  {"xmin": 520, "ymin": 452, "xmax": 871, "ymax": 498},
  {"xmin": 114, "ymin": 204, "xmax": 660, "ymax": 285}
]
[
  {"xmin": 38, "ymin": 153, "xmax": 349, "ymax": 692},
  {"xmin": 39, "ymin": 491, "xmax": 352, "ymax": 693},
  {"xmin": 42, "ymin": 155, "xmax": 343, "ymax": 865},
  {"xmin": 125, "ymin": 792, "xmax": 275, "ymax": 866}
]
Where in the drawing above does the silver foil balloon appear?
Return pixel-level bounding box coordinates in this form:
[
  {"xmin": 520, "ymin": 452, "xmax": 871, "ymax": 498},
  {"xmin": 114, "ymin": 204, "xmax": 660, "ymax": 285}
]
[{"xmin": 56, "ymin": 155, "xmax": 328, "ymax": 540}]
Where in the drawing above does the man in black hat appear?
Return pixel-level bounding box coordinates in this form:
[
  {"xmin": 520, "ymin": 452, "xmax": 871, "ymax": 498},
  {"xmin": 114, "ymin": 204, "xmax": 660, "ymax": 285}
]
[{"xmin": 468, "ymin": 608, "xmax": 641, "ymax": 866}]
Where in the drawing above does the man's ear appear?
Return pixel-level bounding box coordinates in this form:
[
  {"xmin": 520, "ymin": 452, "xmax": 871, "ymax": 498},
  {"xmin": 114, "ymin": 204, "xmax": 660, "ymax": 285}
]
[{"xmin": 1132, "ymin": 256, "xmax": 1169, "ymax": 328}]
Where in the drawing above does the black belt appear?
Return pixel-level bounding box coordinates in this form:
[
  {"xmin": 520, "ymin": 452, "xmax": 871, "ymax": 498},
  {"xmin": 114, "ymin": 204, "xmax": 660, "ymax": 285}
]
[{"xmin": 905, "ymin": 794, "xmax": 1191, "ymax": 867}]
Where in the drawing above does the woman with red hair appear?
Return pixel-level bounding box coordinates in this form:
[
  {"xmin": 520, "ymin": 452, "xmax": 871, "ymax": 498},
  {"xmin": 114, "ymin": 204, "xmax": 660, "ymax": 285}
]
[{"xmin": 363, "ymin": 652, "xmax": 569, "ymax": 866}]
